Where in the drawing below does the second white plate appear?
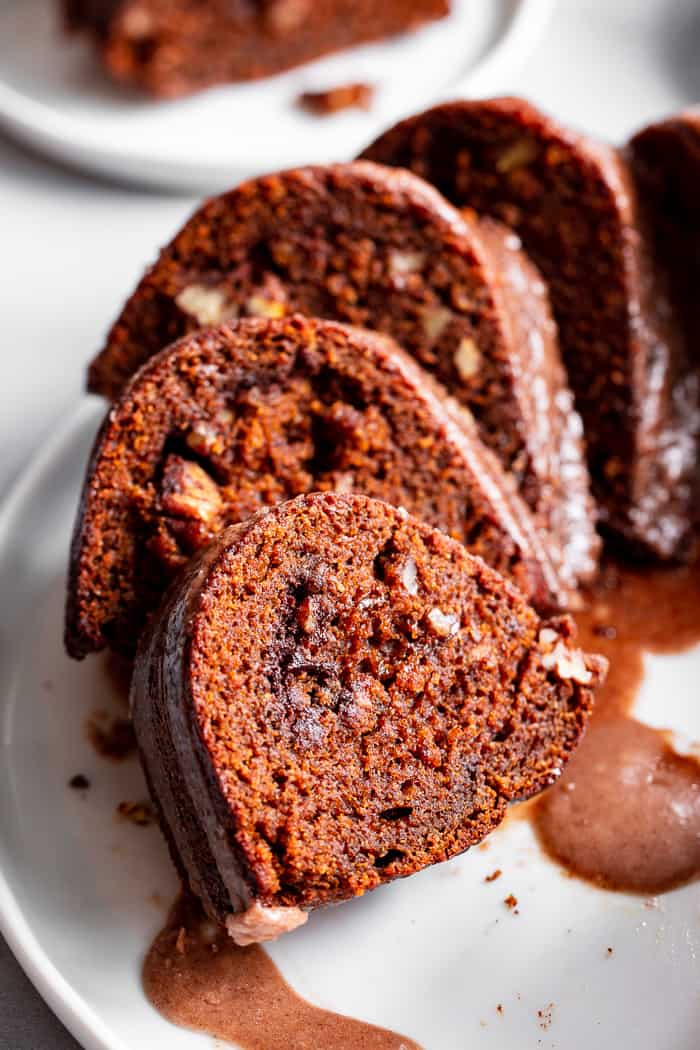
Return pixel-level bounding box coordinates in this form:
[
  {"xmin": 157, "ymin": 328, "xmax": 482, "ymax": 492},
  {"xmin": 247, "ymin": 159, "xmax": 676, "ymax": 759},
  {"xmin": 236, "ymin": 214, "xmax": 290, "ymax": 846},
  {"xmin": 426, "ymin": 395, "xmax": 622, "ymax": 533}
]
[{"xmin": 0, "ymin": 0, "xmax": 552, "ymax": 191}]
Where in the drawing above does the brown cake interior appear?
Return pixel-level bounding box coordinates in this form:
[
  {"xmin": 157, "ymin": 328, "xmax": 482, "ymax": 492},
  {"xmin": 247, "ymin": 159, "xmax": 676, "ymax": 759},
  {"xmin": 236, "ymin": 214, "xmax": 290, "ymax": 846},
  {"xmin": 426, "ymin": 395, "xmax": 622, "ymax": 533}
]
[
  {"xmin": 88, "ymin": 164, "xmax": 558, "ymax": 495},
  {"xmin": 132, "ymin": 493, "xmax": 603, "ymax": 914},
  {"xmin": 67, "ymin": 316, "xmax": 565, "ymax": 659}
]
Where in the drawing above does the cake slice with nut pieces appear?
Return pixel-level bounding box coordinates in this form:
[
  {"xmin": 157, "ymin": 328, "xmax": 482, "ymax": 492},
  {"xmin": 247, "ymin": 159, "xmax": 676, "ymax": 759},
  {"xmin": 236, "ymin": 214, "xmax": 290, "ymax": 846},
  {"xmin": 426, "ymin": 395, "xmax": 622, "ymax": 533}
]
[{"xmin": 87, "ymin": 161, "xmax": 597, "ymax": 594}]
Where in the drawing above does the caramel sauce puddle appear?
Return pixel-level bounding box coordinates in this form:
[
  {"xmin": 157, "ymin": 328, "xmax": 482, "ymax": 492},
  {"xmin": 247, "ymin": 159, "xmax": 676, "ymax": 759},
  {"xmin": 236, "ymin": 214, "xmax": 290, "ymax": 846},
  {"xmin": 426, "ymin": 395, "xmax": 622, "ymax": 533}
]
[
  {"xmin": 533, "ymin": 561, "xmax": 700, "ymax": 893},
  {"xmin": 143, "ymin": 893, "xmax": 420, "ymax": 1050}
]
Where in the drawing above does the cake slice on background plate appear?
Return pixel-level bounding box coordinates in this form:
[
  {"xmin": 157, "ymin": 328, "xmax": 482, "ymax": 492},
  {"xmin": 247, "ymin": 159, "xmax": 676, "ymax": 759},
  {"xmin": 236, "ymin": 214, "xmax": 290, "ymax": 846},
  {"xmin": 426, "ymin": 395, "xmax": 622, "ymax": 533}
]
[{"xmin": 62, "ymin": 0, "xmax": 450, "ymax": 97}]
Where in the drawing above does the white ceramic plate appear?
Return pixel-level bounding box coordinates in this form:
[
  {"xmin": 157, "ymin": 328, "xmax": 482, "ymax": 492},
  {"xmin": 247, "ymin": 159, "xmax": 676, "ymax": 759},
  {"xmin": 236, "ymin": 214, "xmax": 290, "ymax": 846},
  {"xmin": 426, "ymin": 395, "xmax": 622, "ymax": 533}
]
[
  {"xmin": 0, "ymin": 399, "xmax": 699, "ymax": 1050},
  {"xmin": 0, "ymin": 0, "xmax": 552, "ymax": 191}
]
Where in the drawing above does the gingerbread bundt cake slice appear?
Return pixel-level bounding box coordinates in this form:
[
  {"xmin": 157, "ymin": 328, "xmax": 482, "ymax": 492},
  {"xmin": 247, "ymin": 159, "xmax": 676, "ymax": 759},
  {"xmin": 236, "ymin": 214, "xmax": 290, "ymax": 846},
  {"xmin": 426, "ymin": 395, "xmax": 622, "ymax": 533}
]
[
  {"xmin": 66, "ymin": 315, "xmax": 568, "ymax": 659},
  {"xmin": 363, "ymin": 98, "xmax": 699, "ymax": 559},
  {"xmin": 86, "ymin": 161, "xmax": 597, "ymax": 593},
  {"xmin": 131, "ymin": 492, "xmax": 605, "ymax": 944}
]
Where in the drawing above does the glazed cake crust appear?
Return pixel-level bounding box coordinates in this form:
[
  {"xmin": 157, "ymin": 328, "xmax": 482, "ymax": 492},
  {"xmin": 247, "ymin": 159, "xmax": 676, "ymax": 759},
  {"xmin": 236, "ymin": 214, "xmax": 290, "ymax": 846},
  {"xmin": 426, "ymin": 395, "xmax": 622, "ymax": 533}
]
[
  {"xmin": 131, "ymin": 492, "xmax": 605, "ymax": 933},
  {"xmin": 66, "ymin": 315, "xmax": 567, "ymax": 659},
  {"xmin": 468, "ymin": 215, "xmax": 598, "ymax": 586},
  {"xmin": 63, "ymin": 0, "xmax": 449, "ymax": 97},
  {"xmin": 363, "ymin": 97, "xmax": 700, "ymax": 559},
  {"xmin": 630, "ymin": 111, "xmax": 700, "ymax": 430},
  {"xmin": 87, "ymin": 160, "xmax": 597, "ymax": 590}
]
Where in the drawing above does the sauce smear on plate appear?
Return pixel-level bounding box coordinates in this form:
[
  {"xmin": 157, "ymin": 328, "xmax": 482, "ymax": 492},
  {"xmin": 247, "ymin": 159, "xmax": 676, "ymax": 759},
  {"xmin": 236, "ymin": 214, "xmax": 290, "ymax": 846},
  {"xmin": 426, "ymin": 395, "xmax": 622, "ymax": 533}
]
[
  {"xmin": 534, "ymin": 561, "xmax": 700, "ymax": 893},
  {"xmin": 144, "ymin": 892, "xmax": 421, "ymax": 1050}
]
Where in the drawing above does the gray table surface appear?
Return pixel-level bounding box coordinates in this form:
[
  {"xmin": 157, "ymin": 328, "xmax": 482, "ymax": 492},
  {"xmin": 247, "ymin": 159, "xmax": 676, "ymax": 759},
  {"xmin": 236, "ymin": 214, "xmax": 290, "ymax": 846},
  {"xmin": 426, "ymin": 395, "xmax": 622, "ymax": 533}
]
[{"xmin": 1, "ymin": 0, "xmax": 699, "ymax": 1045}]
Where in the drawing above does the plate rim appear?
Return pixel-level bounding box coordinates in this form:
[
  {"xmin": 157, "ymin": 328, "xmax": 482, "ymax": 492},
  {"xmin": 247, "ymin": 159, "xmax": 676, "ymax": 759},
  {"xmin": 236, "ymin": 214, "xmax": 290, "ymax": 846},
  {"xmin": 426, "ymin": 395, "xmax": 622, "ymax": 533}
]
[
  {"xmin": 0, "ymin": 0, "xmax": 554, "ymax": 191},
  {"xmin": 0, "ymin": 398, "xmax": 129, "ymax": 1050}
]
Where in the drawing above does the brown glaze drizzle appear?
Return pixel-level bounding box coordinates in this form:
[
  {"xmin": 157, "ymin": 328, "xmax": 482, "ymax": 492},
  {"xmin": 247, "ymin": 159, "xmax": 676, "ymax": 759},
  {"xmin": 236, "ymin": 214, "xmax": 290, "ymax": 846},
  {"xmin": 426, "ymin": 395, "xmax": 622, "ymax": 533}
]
[
  {"xmin": 534, "ymin": 561, "xmax": 700, "ymax": 893},
  {"xmin": 143, "ymin": 893, "xmax": 421, "ymax": 1050}
]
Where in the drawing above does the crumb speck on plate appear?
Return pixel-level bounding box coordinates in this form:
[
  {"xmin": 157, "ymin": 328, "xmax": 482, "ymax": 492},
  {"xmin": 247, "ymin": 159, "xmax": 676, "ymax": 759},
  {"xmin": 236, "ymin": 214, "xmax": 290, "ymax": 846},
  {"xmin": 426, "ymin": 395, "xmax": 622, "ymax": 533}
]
[
  {"xmin": 116, "ymin": 800, "xmax": 154, "ymax": 826},
  {"xmin": 298, "ymin": 82, "xmax": 374, "ymax": 115},
  {"xmin": 87, "ymin": 712, "xmax": 137, "ymax": 760}
]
